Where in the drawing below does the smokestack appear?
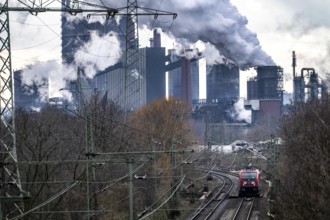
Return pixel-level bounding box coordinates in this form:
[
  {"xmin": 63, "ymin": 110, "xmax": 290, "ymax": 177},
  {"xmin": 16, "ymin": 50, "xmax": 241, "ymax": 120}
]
[
  {"xmin": 292, "ymin": 51, "xmax": 296, "ymax": 78},
  {"xmin": 181, "ymin": 57, "xmax": 192, "ymax": 104},
  {"xmin": 153, "ymin": 29, "xmax": 161, "ymax": 48},
  {"xmin": 149, "ymin": 38, "xmax": 154, "ymax": 47}
]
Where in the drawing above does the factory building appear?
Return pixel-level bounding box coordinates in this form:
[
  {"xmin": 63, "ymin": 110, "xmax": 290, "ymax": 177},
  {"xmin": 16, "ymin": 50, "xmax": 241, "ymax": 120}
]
[
  {"xmin": 140, "ymin": 34, "xmax": 166, "ymax": 104},
  {"xmin": 90, "ymin": 29, "xmax": 166, "ymax": 106},
  {"xmin": 166, "ymin": 49, "xmax": 204, "ymax": 104},
  {"xmin": 293, "ymin": 68, "xmax": 327, "ymax": 104},
  {"xmin": 190, "ymin": 63, "xmax": 245, "ymax": 144},
  {"xmin": 291, "ymin": 51, "xmax": 327, "ymax": 105},
  {"xmin": 207, "ymin": 63, "xmax": 240, "ymax": 101},
  {"xmin": 61, "ymin": 7, "xmax": 167, "ymax": 108},
  {"xmin": 192, "ymin": 63, "xmax": 240, "ymax": 122},
  {"xmin": 244, "ymin": 66, "xmax": 283, "ymax": 125},
  {"xmin": 167, "ymin": 50, "xmax": 181, "ymax": 98}
]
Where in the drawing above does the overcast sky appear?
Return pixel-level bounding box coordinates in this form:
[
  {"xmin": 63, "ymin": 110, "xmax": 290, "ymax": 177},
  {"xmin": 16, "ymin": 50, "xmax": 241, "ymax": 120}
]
[
  {"xmin": 231, "ymin": 0, "xmax": 330, "ymax": 93},
  {"xmin": 8, "ymin": 0, "xmax": 330, "ymax": 97}
]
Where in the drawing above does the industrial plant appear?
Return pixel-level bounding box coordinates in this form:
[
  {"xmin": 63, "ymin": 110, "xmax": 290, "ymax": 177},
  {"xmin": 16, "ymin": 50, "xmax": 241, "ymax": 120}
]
[
  {"xmin": 13, "ymin": 20, "xmax": 329, "ymax": 144},
  {"xmin": 2, "ymin": 1, "xmax": 330, "ymax": 220}
]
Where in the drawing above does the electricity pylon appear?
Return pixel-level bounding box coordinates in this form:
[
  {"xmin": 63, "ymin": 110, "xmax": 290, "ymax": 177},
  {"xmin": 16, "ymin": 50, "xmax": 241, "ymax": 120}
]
[
  {"xmin": 119, "ymin": 0, "xmax": 177, "ymax": 110},
  {"xmin": 0, "ymin": 1, "xmax": 27, "ymax": 217}
]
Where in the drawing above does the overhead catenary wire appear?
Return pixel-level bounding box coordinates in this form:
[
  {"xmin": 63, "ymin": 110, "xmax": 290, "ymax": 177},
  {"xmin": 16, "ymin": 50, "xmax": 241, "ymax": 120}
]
[
  {"xmin": 96, "ymin": 162, "xmax": 145, "ymax": 194},
  {"xmin": 9, "ymin": 181, "xmax": 80, "ymax": 220},
  {"xmin": 138, "ymin": 176, "xmax": 185, "ymax": 219}
]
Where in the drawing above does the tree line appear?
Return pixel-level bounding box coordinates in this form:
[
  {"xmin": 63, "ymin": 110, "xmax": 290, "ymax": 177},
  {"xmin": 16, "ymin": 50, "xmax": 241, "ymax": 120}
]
[
  {"xmin": 6, "ymin": 95, "xmax": 199, "ymax": 220},
  {"xmin": 276, "ymin": 96, "xmax": 330, "ymax": 219}
]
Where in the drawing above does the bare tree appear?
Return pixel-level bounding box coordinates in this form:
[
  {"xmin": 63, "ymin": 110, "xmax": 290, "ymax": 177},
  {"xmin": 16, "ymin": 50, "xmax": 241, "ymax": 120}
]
[
  {"xmin": 15, "ymin": 94, "xmax": 126, "ymax": 219},
  {"xmin": 128, "ymin": 97, "xmax": 196, "ymax": 219},
  {"xmin": 15, "ymin": 106, "xmax": 86, "ymax": 219},
  {"xmin": 277, "ymin": 97, "xmax": 330, "ymax": 220},
  {"xmin": 13, "ymin": 96, "xmax": 198, "ymax": 219}
]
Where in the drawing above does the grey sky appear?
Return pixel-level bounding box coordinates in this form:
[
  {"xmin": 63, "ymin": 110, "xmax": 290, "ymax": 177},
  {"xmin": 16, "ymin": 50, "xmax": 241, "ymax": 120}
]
[{"xmin": 8, "ymin": 0, "xmax": 330, "ymax": 96}]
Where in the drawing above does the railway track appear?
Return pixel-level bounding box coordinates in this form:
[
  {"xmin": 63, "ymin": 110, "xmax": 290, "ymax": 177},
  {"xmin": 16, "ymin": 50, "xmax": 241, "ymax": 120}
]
[
  {"xmin": 190, "ymin": 172, "xmax": 235, "ymax": 220},
  {"xmin": 232, "ymin": 196, "xmax": 255, "ymax": 220}
]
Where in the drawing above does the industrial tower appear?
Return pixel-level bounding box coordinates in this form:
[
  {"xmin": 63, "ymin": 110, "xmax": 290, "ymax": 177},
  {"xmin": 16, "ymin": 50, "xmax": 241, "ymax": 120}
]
[{"xmin": 292, "ymin": 51, "xmax": 328, "ymax": 104}]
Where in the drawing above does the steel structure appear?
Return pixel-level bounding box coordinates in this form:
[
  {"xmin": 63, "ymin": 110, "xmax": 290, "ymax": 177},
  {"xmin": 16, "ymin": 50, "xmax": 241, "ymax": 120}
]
[
  {"xmin": 256, "ymin": 66, "xmax": 283, "ymax": 100},
  {"xmin": 121, "ymin": 0, "xmax": 176, "ymax": 110},
  {"xmin": 123, "ymin": 0, "xmax": 141, "ymax": 110},
  {"xmin": 0, "ymin": 1, "xmax": 26, "ymax": 217},
  {"xmin": 291, "ymin": 52, "xmax": 328, "ymax": 104}
]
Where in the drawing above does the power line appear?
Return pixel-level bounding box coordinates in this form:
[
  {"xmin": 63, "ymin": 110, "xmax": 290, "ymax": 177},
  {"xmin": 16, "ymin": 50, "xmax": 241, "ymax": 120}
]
[
  {"xmin": 10, "ymin": 181, "xmax": 79, "ymax": 220},
  {"xmin": 11, "ymin": 36, "xmax": 59, "ymax": 50}
]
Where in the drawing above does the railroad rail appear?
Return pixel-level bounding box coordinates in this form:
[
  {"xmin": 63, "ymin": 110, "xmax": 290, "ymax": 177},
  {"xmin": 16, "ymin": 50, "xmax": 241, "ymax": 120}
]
[
  {"xmin": 190, "ymin": 172, "xmax": 235, "ymax": 220},
  {"xmin": 232, "ymin": 196, "xmax": 255, "ymax": 220}
]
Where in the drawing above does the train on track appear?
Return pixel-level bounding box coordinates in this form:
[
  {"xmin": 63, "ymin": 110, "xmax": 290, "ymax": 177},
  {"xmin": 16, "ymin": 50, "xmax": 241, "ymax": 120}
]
[{"xmin": 239, "ymin": 165, "xmax": 260, "ymax": 196}]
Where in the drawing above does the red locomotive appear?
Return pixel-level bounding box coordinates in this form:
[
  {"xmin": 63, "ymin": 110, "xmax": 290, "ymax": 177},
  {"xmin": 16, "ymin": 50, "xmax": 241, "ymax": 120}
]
[{"xmin": 239, "ymin": 165, "xmax": 260, "ymax": 196}]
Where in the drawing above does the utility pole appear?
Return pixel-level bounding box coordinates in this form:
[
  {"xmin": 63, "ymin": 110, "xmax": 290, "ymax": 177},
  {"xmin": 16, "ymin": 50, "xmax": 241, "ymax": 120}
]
[
  {"xmin": 204, "ymin": 111, "xmax": 212, "ymax": 180},
  {"xmin": 268, "ymin": 134, "xmax": 279, "ymax": 218},
  {"xmin": 85, "ymin": 112, "xmax": 95, "ymax": 220},
  {"xmin": 128, "ymin": 158, "xmax": 134, "ymax": 220}
]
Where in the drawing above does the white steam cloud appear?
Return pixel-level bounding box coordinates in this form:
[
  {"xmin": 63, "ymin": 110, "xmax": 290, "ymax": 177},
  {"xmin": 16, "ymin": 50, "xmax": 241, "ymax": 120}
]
[
  {"xmin": 232, "ymin": 98, "xmax": 251, "ymax": 123},
  {"xmin": 21, "ymin": 61, "xmax": 77, "ymax": 101},
  {"xmin": 12, "ymin": 0, "xmax": 275, "ymax": 104},
  {"xmin": 74, "ymin": 31, "xmax": 122, "ymax": 78}
]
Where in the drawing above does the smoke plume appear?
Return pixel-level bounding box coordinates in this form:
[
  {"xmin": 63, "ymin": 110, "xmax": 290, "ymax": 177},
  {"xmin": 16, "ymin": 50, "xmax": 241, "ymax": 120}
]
[
  {"xmin": 99, "ymin": 0, "xmax": 275, "ymax": 68},
  {"xmin": 232, "ymin": 98, "xmax": 251, "ymax": 123},
  {"xmin": 21, "ymin": 61, "xmax": 77, "ymax": 101},
  {"xmin": 135, "ymin": 0, "xmax": 275, "ymax": 68},
  {"xmin": 74, "ymin": 31, "xmax": 122, "ymax": 78}
]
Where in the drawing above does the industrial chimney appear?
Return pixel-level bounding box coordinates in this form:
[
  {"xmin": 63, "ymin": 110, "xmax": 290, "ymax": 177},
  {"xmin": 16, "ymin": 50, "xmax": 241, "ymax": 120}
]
[
  {"xmin": 292, "ymin": 51, "xmax": 296, "ymax": 78},
  {"xmin": 181, "ymin": 57, "xmax": 192, "ymax": 104},
  {"xmin": 153, "ymin": 28, "xmax": 161, "ymax": 48}
]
